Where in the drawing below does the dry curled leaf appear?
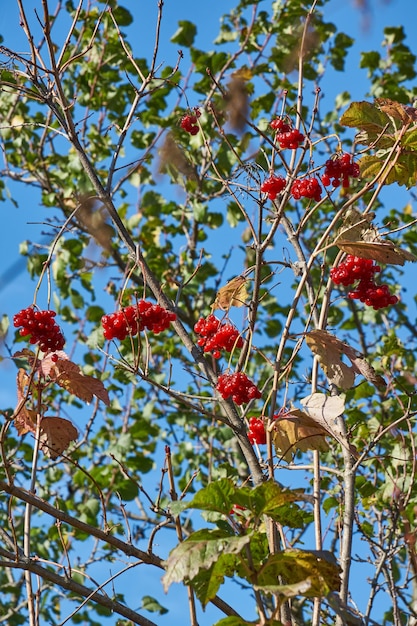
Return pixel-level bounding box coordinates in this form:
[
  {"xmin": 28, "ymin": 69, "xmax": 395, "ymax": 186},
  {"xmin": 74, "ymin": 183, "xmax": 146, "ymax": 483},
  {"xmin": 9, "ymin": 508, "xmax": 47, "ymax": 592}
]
[
  {"xmin": 336, "ymin": 239, "xmax": 416, "ymax": 266},
  {"xmin": 39, "ymin": 416, "xmax": 78, "ymax": 459},
  {"xmin": 211, "ymin": 276, "xmax": 248, "ymax": 311},
  {"xmin": 51, "ymin": 360, "xmax": 110, "ymax": 406},
  {"xmin": 273, "ymin": 410, "xmax": 329, "ymax": 462},
  {"xmin": 300, "ymin": 393, "xmax": 358, "ymax": 458},
  {"xmin": 375, "ymin": 98, "xmax": 417, "ymax": 124},
  {"xmin": 306, "ymin": 330, "xmax": 355, "ymax": 390},
  {"xmin": 225, "ymin": 76, "xmax": 249, "ymax": 132},
  {"xmin": 158, "ymin": 132, "xmax": 197, "ymax": 180},
  {"xmin": 334, "ymin": 208, "xmax": 416, "ymax": 265},
  {"xmin": 306, "ymin": 329, "xmax": 386, "ymax": 390},
  {"xmin": 14, "ymin": 368, "xmax": 36, "ymax": 435}
]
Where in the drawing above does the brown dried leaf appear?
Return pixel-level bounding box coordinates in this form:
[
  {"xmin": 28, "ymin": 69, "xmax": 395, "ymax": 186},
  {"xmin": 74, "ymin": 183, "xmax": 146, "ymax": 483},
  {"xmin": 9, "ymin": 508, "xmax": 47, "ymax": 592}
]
[
  {"xmin": 375, "ymin": 98, "xmax": 416, "ymax": 124},
  {"xmin": 39, "ymin": 351, "xmax": 68, "ymax": 377},
  {"xmin": 273, "ymin": 410, "xmax": 329, "ymax": 462},
  {"xmin": 14, "ymin": 369, "xmax": 36, "ymax": 435},
  {"xmin": 39, "ymin": 416, "xmax": 78, "ymax": 459},
  {"xmin": 307, "ymin": 330, "xmax": 386, "ymax": 390},
  {"xmin": 336, "ymin": 239, "xmax": 416, "ymax": 266},
  {"xmin": 343, "ymin": 353, "xmax": 387, "ymax": 390},
  {"xmin": 158, "ymin": 132, "xmax": 197, "ymax": 180},
  {"xmin": 76, "ymin": 195, "xmax": 115, "ymax": 251},
  {"xmin": 334, "ymin": 208, "xmax": 379, "ymax": 243},
  {"xmin": 211, "ymin": 276, "xmax": 249, "ymax": 311},
  {"xmin": 51, "ymin": 360, "xmax": 110, "ymax": 405},
  {"xmin": 225, "ymin": 76, "xmax": 249, "ymax": 132},
  {"xmin": 306, "ymin": 330, "xmax": 355, "ymax": 390},
  {"xmin": 300, "ymin": 393, "xmax": 358, "ymax": 458}
]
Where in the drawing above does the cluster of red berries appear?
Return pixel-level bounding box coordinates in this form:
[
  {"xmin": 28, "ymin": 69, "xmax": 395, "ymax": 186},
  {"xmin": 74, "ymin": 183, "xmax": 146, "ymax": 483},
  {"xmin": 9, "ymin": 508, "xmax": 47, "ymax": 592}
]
[
  {"xmin": 180, "ymin": 108, "xmax": 201, "ymax": 135},
  {"xmin": 216, "ymin": 372, "xmax": 261, "ymax": 405},
  {"xmin": 330, "ymin": 255, "xmax": 398, "ymax": 310},
  {"xmin": 291, "ymin": 177, "xmax": 322, "ymax": 201},
  {"xmin": 260, "ymin": 174, "xmax": 286, "ymax": 200},
  {"xmin": 194, "ymin": 314, "xmax": 243, "ymax": 359},
  {"xmin": 270, "ymin": 118, "xmax": 305, "ymax": 149},
  {"xmin": 101, "ymin": 300, "xmax": 176, "ymax": 341},
  {"xmin": 13, "ymin": 307, "xmax": 65, "ymax": 353},
  {"xmin": 248, "ymin": 417, "xmax": 267, "ymax": 445},
  {"xmin": 321, "ymin": 153, "xmax": 360, "ymax": 188}
]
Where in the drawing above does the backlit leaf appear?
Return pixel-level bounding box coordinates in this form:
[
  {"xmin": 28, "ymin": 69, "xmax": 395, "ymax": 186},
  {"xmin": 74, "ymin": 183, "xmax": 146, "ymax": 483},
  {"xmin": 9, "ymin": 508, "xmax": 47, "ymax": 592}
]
[
  {"xmin": 162, "ymin": 529, "xmax": 250, "ymax": 591},
  {"xmin": 39, "ymin": 416, "xmax": 78, "ymax": 459},
  {"xmin": 51, "ymin": 360, "xmax": 110, "ymax": 405},
  {"xmin": 273, "ymin": 410, "xmax": 329, "ymax": 462},
  {"xmin": 211, "ymin": 276, "xmax": 248, "ymax": 310}
]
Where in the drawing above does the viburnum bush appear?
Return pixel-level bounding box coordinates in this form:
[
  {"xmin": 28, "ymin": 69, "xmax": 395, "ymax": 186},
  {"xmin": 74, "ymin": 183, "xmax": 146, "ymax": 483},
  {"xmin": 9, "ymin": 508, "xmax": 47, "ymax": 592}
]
[{"xmin": 1, "ymin": 2, "xmax": 417, "ymax": 626}]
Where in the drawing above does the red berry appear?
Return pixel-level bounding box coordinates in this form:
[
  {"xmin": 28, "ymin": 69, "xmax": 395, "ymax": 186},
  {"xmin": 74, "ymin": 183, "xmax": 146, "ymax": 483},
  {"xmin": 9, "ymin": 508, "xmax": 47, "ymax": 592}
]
[
  {"xmin": 194, "ymin": 315, "xmax": 243, "ymax": 359},
  {"xmin": 291, "ymin": 177, "xmax": 322, "ymax": 202},
  {"xmin": 216, "ymin": 372, "xmax": 261, "ymax": 405},
  {"xmin": 270, "ymin": 118, "xmax": 304, "ymax": 149},
  {"xmin": 102, "ymin": 301, "xmax": 176, "ymax": 341},
  {"xmin": 180, "ymin": 108, "xmax": 201, "ymax": 135},
  {"xmin": 13, "ymin": 306, "xmax": 65, "ymax": 353},
  {"xmin": 260, "ymin": 174, "xmax": 286, "ymax": 200},
  {"xmin": 322, "ymin": 154, "xmax": 360, "ymax": 189}
]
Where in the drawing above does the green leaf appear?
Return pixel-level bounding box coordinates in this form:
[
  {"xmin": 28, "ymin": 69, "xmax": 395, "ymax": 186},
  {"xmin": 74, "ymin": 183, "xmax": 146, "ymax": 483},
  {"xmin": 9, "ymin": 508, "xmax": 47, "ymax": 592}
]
[
  {"xmin": 255, "ymin": 549, "xmax": 341, "ymax": 597},
  {"xmin": 186, "ymin": 478, "xmax": 238, "ymax": 514},
  {"xmin": 162, "ymin": 529, "xmax": 250, "ymax": 591},
  {"xmin": 140, "ymin": 595, "xmax": 168, "ymax": 615},
  {"xmin": 171, "ymin": 21, "xmax": 197, "ymax": 47},
  {"xmin": 340, "ymin": 101, "xmax": 393, "ymax": 146},
  {"xmin": 191, "ymin": 553, "xmax": 238, "ymax": 606}
]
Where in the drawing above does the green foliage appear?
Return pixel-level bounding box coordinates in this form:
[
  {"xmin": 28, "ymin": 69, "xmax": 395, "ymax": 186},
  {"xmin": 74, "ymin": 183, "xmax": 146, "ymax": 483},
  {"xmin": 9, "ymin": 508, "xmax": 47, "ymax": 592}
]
[{"xmin": 1, "ymin": 0, "xmax": 417, "ymax": 625}]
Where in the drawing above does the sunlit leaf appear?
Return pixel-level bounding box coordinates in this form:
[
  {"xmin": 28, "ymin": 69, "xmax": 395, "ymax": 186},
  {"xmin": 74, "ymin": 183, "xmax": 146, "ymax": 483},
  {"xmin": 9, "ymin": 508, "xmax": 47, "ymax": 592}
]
[
  {"xmin": 211, "ymin": 276, "xmax": 248, "ymax": 310},
  {"xmin": 51, "ymin": 360, "xmax": 110, "ymax": 405},
  {"xmin": 39, "ymin": 416, "xmax": 78, "ymax": 459},
  {"xmin": 162, "ymin": 529, "xmax": 250, "ymax": 591}
]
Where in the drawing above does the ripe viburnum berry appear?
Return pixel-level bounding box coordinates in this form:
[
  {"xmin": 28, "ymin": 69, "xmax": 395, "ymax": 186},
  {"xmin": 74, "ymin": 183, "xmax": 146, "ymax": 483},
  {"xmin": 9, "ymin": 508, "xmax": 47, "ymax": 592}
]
[
  {"xmin": 216, "ymin": 372, "xmax": 261, "ymax": 405},
  {"xmin": 291, "ymin": 177, "xmax": 322, "ymax": 201},
  {"xmin": 101, "ymin": 300, "xmax": 176, "ymax": 341},
  {"xmin": 194, "ymin": 314, "xmax": 243, "ymax": 359},
  {"xmin": 247, "ymin": 417, "xmax": 267, "ymax": 445},
  {"xmin": 270, "ymin": 117, "xmax": 305, "ymax": 149},
  {"xmin": 260, "ymin": 174, "xmax": 286, "ymax": 200},
  {"xmin": 321, "ymin": 153, "xmax": 360, "ymax": 188},
  {"xmin": 331, "ymin": 255, "xmax": 398, "ymax": 310},
  {"xmin": 180, "ymin": 108, "xmax": 201, "ymax": 135},
  {"xmin": 13, "ymin": 306, "xmax": 65, "ymax": 353}
]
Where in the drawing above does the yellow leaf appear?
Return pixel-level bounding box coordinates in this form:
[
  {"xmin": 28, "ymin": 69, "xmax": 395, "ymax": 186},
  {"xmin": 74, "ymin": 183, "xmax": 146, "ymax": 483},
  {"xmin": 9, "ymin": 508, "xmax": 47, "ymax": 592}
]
[
  {"xmin": 211, "ymin": 276, "xmax": 249, "ymax": 311},
  {"xmin": 273, "ymin": 410, "xmax": 329, "ymax": 462}
]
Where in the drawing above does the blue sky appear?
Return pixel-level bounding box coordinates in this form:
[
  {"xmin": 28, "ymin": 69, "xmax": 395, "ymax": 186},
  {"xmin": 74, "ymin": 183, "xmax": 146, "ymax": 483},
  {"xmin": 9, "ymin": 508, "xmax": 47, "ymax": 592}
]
[{"xmin": 0, "ymin": 1, "xmax": 417, "ymax": 624}]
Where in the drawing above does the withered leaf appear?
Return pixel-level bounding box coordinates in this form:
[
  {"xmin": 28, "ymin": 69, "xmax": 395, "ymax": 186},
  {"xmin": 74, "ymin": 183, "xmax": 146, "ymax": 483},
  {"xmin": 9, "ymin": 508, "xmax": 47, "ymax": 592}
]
[
  {"xmin": 14, "ymin": 369, "xmax": 36, "ymax": 435},
  {"xmin": 158, "ymin": 132, "xmax": 197, "ymax": 180},
  {"xmin": 273, "ymin": 410, "xmax": 329, "ymax": 462},
  {"xmin": 300, "ymin": 393, "xmax": 358, "ymax": 458},
  {"xmin": 211, "ymin": 276, "xmax": 249, "ymax": 311},
  {"xmin": 39, "ymin": 416, "xmax": 78, "ymax": 459},
  {"xmin": 225, "ymin": 76, "xmax": 249, "ymax": 132},
  {"xmin": 375, "ymin": 98, "xmax": 417, "ymax": 124},
  {"xmin": 307, "ymin": 329, "xmax": 386, "ymax": 390},
  {"xmin": 334, "ymin": 208, "xmax": 379, "ymax": 244},
  {"xmin": 51, "ymin": 360, "xmax": 110, "ymax": 405},
  {"xmin": 335, "ymin": 239, "xmax": 416, "ymax": 266},
  {"xmin": 306, "ymin": 330, "xmax": 355, "ymax": 391}
]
